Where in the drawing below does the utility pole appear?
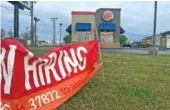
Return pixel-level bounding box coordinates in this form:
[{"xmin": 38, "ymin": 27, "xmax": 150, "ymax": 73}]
[
  {"xmin": 153, "ymin": 1, "xmax": 157, "ymax": 48},
  {"xmin": 152, "ymin": 1, "xmax": 158, "ymax": 55},
  {"xmin": 34, "ymin": 17, "xmax": 40, "ymax": 46},
  {"xmin": 51, "ymin": 18, "xmax": 58, "ymax": 46},
  {"xmin": 30, "ymin": 1, "xmax": 34, "ymax": 46},
  {"xmin": 60, "ymin": 23, "xmax": 62, "ymax": 46},
  {"xmin": 148, "ymin": 1, "xmax": 158, "ymax": 55}
]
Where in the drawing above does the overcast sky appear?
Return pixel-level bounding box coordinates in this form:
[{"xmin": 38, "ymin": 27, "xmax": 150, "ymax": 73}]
[{"xmin": 1, "ymin": 1, "xmax": 170, "ymax": 41}]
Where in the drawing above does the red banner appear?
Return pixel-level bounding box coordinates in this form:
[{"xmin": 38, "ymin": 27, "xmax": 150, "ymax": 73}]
[{"xmin": 0, "ymin": 38, "xmax": 102, "ymax": 110}]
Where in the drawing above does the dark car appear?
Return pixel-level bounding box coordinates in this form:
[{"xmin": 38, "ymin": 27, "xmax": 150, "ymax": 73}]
[{"xmin": 122, "ymin": 44, "xmax": 132, "ymax": 47}]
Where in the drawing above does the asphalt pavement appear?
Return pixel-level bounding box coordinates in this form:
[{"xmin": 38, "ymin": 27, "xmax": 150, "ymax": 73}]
[
  {"xmin": 101, "ymin": 48, "xmax": 170, "ymax": 55},
  {"xmin": 29, "ymin": 47, "xmax": 170, "ymax": 55}
]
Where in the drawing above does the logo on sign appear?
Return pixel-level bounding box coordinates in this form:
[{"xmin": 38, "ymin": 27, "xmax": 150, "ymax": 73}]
[{"xmin": 103, "ymin": 10, "xmax": 114, "ymax": 22}]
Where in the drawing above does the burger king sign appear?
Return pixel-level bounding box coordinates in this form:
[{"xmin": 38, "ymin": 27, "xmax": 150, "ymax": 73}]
[{"xmin": 103, "ymin": 10, "xmax": 114, "ymax": 22}]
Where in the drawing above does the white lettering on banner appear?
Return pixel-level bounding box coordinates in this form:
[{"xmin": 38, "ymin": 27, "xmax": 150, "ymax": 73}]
[
  {"xmin": 0, "ymin": 45, "xmax": 16, "ymax": 94},
  {"xmin": 1, "ymin": 44, "xmax": 88, "ymax": 94},
  {"xmin": 77, "ymin": 47, "xmax": 87, "ymax": 70},
  {"xmin": 24, "ymin": 47, "xmax": 88, "ymax": 90},
  {"xmin": 38, "ymin": 59, "xmax": 46, "ymax": 86},
  {"xmin": 44, "ymin": 52, "xmax": 61, "ymax": 84},
  {"xmin": 58, "ymin": 51, "xmax": 67, "ymax": 78},
  {"xmin": 24, "ymin": 52, "xmax": 42, "ymax": 90},
  {"xmin": 63, "ymin": 48, "xmax": 79, "ymax": 76}
]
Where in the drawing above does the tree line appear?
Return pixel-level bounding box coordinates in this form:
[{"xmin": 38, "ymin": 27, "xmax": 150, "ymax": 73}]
[
  {"xmin": 1, "ymin": 28, "xmax": 14, "ymax": 38},
  {"xmin": 1, "ymin": 28, "xmax": 38, "ymax": 41},
  {"xmin": 160, "ymin": 30, "xmax": 170, "ymax": 36},
  {"xmin": 2, "ymin": 28, "xmax": 128, "ymax": 45},
  {"xmin": 143, "ymin": 30, "xmax": 170, "ymax": 40}
]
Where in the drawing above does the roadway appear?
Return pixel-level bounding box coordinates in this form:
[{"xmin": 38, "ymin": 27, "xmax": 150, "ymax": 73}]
[
  {"xmin": 101, "ymin": 47, "xmax": 170, "ymax": 55},
  {"xmin": 29, "ymin": 47, "xmax": 170, "ymax": 55}
]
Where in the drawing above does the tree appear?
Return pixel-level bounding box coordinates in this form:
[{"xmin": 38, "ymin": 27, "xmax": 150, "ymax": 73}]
[
  {"xmin": 63, "ymin": 34, "xmax": 71, "ymax": 44},
  {"xmin": 27, "ymin": 30, "xmax": 31, "ymax": 40},
  {"xmin": 143, "ymin": 36, "xmax": 152, "ymax": 40},
  {"xmin": 7, "ymin": 29, "xmax": 13, "ymax": 37},
  {"xmin": 160, "ymin": 30, "xmax": 170, "ymax": 36},
  {"xmin": 1, "ymin": 28, "xmax": 6, "ymax": 38},
  {"xmin": 20, "ymin": 32, "xmax": 28, "ymax": 40},
  {"xmin": 120, "ymin": 35, "xmax": 128, "ymax": 44}
]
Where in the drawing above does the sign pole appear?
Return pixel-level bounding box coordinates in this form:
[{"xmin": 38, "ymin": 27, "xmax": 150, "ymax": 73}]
[
  {"xmin": 14, "ymin": 4, "xmax": 19, "ymax": 38},
  {"xmin": 31, "ymin": 1, "xmax": 34, "ymax": 46},
  {"xmin": 94, "ymin": 23, "xmax": 105, "ymax": 82}
]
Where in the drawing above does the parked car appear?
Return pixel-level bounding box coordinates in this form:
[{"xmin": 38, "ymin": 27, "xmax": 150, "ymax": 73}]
[
  {"xmin": 159, "ymin": 46, "xmax": 167, "ymax": 50},
  {"xmin": 122, "ymin": 44, "xmax": 132, "ymax": 47}
]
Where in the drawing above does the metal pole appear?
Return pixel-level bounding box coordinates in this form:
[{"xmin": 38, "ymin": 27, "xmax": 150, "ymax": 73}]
[
  {"xmin": 53, "ymin": 20, "xmax": 55, "ymax": 46},
  {"xmin": 35, "ymin": 21, "xmax": 37, "ymax": 46},
  {"xmin": 26, "ymin": 27, "xmax": 28, "ymax": 45},
  {"xmin": 34, "ymin": 17, "xmax": 40, "ymax": 47},
  {"xmin": 14, "ymin": 5, "xmax": 19, "ymax": 38},
  {"xmin": 60, "ymin": 23, "xmax": 62, "ymax": 46},
  {"xmin": 51, "ymin": 18, "xmax": 57, "ymax": 46},
  {"xmin": 153, "ymin": 1, "xmax": 157, "ymax": 48},
  {"xmin": 31, "ymin": 1, "xmax": 34, "ymax": 46}
]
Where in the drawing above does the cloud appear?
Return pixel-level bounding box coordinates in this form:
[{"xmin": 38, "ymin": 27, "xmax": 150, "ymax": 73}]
[{"xmin": 1, "ymin": 1, "xmax": 170, "ymax": 41}]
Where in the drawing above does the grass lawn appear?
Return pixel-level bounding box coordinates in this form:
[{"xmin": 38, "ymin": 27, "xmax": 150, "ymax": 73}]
[{"xmin": 31, "ymin": 49, "xmax": 170, "ymax": 110}]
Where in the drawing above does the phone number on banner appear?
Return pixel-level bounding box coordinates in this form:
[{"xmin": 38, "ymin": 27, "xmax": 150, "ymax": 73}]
[
  {"xmin": 1, "ymin": 89, "xmax": 62, "ymax": 110},
  {"xmin": 27, "ymin": 89, "xmax": 62, "ymax": 110}
]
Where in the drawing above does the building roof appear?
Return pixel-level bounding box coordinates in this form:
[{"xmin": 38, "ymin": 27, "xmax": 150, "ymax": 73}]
[
  {"xmin": 97, "ymin": 8, "xmax": 121, "ymax": 10},
  {"xmin": 72, "ymin": 8, "xmax": 121, "ymax": 15},
  {"xmin": 72, "ymin": 11, "xmax": 95, "ymax": 15}
]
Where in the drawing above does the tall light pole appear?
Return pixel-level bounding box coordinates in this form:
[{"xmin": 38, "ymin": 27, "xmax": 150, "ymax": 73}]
[
  {"xmin": 152, "ymin": 1, "xmax": 158, "ymax": 55},
  {"xmin": 149, "ymin": 1, "xmax": 158, "ymax": 55},
  {"xmin": 51, "ymin": 18, "xmax": 58, "ymax": 46},
  {"xmin": 60, "ymin": 23, "xmax": 62, "ymax": 46},
  {"xmin": 34, "ymin": 17, "xmax": 40, "ymax": 46},
  {"xmin": 14, "ymin": 4, "xmax": 19, "ymax": 38},
  {"xmin": 153, "ymin": 1, "xmax": 157, "ymax": 48},
  {"xmin": 26, "ymin": 27, "xmax": 28, "ymax": 45},
  {"xmin": 30, "ymin": 1, "xmax": 34, "ymax": 46},
  {"xmin": 30, "ymin": 1, "xmax": 37, "ymax": 46}
]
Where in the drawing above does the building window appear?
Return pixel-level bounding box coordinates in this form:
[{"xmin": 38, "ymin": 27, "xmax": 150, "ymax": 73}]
[
  {"xmin": 84, "ymin": 31, "xmax": 90, "ymax": 41},
  {"xmin": 77, "ymin": 31, "xmax": 90, "ymax": 41},
  {"xmin": 100, "ymin": 31, "xmax": 113, "ymax": 42},
  {"xmin": 77, "ymin": 31, "xmax": 84, "ymax": 41}
]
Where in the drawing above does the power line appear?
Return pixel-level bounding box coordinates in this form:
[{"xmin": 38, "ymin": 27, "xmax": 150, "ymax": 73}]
[
  {"xmin": 1, "ymin": 5, "xmax": 30, "ymax": 16},
  {"xmin": 1, "ymin": 5, "xmax": 13, "ymax": 9}
]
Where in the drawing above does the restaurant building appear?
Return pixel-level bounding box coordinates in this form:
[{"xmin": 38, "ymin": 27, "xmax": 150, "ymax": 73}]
[{"xmin": 66, "ymin": 8, "xmax": 125, "ymax": 48}]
